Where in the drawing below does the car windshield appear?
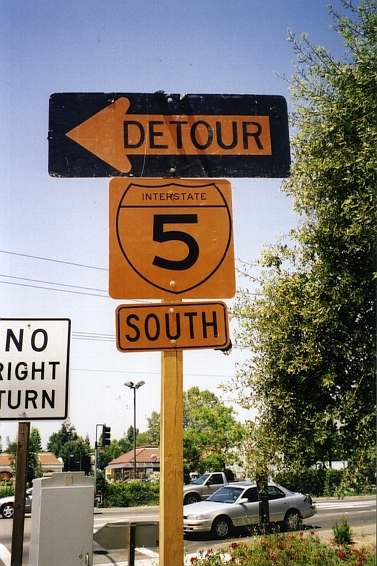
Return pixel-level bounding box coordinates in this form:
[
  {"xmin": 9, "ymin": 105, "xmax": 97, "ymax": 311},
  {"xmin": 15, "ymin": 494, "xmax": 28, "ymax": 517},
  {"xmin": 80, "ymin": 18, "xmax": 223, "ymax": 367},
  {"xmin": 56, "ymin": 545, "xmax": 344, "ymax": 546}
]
[
  {"xmin": 191, "ymin": 473, "xmax": 210, "ymax": 485},
  {"xmin": 208, "ymin": 486, "xmax": 243, "ymax": 503}
]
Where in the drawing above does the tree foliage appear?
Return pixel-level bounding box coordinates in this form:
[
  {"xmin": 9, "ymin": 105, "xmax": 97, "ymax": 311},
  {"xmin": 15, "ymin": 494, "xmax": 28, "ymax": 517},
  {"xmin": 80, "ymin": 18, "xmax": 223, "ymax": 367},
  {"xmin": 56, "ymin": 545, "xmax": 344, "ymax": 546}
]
[
  {"xmin": 27, "ymin": 427, "xmax": 43, "ymax": 483},
  {"xmin": 126, "ymin": 425, "xmax": 139, "ymax": 444},
  {"xmin": 143, "ymin": 411, "xmax": 160, "ymax": 445},
  {"xmin": 143, "ymin": 387, "xmax": 244, "ymax": 472},
  {"xmin": 183, "ymin": 387, "xmax": 244, "ymax": 471},
  {"xmin": 47, "ymin": 421, "xmax": 91, "ymax": 473},
  {"xmin": 96, "ymin": 437, "xmax": 132, "ymax": 470},
  {"xmin": 60, "ymin": 438, "xmax": 91, "ymax": 473},
  {"xmin": 47, "ymin": 420, "xmax": 79, "ymax": 457},
  {"xmin": 233, "ymin": 1, "xmax": 376, "ymax": 473},
  {"xmin": 6, "ymin": 428, "xmax": 43, "ymax": 484}
]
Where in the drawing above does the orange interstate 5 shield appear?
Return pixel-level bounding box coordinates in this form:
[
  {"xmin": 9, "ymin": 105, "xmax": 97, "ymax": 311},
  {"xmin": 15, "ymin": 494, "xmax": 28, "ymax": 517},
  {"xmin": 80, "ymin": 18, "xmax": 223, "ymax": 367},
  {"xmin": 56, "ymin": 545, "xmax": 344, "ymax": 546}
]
[{"xmin": 109, "ymin": 178, "xmax": 235, "ymax": 299}]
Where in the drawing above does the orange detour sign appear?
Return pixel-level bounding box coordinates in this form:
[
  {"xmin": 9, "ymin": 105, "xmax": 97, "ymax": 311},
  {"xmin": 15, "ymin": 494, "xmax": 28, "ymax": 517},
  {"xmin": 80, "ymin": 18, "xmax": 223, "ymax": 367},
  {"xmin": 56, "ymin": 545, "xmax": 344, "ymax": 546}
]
[
  {"xmin": 109, "ymin": 178, "xmax": 235, "ymax": 299},
  {"xmin": 116, "ymin": 302, "xmax": 230, "ymax": 352},
  {"xmin": 65, "ymin": 97, "xmax": 272, "ymax": 174},
  {"xmin": 49, "ymin": 93, "xmax": 290, "ymax": 178}
]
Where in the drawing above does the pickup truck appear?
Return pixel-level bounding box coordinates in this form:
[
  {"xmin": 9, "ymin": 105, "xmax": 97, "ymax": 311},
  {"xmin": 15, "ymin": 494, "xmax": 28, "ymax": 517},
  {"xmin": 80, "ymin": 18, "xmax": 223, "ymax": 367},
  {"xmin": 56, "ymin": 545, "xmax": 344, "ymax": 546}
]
[{"xmin": 183, "ymin": 472, "xmax": 228, "ymax": 505}]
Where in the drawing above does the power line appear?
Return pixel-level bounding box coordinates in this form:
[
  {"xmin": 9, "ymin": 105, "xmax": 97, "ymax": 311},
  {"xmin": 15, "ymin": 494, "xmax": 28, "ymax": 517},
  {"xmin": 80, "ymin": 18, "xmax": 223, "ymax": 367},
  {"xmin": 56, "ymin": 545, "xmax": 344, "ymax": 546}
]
[
  {"xmin": 0, "ymin": 249, "xmax": 107, "ymax": 271},
  {"xmin": 0, "ymin": 280, "xmax": 109, "ymax": 298},
  {"xmin": 0, "ymin": 278, "xmax": 258, "ymax": 305},
  {"xmin": 70, "ymin": 331, "xmax": 248, "ymax": 349},
  {"xmin": 0, "ymin": 250, "xmax": 260, "ymax": 303},
  {"xmin": 72, "ymin": 367, "xmax": 234, "ymax": 378},
  {"xmin": 73, "ymin": 336, "xmax": 114, "ymax": 342},
  {"xmin": 0, "ymin": 249, "xmax": 255, "ymax": 271},
  {"xmin": 0, "ymin": 278, "xmax": 150, "ymax": 302},
  {"xmin": 0, "ymin": 274, "xmax": 107, "ymax": 293},
  {"xmin": 73, "ymin": 331, "xmax": 114, "ymax": 338}
]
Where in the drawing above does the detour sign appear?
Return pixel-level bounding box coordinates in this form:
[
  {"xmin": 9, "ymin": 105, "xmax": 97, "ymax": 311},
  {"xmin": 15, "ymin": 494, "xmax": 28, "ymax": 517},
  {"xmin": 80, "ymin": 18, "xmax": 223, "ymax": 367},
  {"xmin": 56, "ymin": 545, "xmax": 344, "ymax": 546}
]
[
  {"xmin": 116, "ymin": 302, "xmax": 230, "ymax": 352},
  {"xmin": 109, "ymin": 178, "xmax": 235, "ymax": 299},
  {"xmin": 66, "ymin": 97, "xmax": 272, "ymax": 172},
  {"xmin": 49, "ymin": 92, "xmax": 290, "ymax": 178}
]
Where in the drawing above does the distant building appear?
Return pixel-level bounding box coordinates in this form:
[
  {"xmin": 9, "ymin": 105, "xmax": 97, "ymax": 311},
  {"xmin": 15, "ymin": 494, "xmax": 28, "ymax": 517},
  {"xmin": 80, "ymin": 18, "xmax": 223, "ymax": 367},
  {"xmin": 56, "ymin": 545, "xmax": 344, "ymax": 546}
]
[
  {"xmin": 0, "ymin": 452, "xmax": 64, "ymax": 481},
  {"xmin": 106, "ymin": 446, "xmax": 160, "ymax": 481},
  {"xmin": 0, "ymin": 454, "xmax": 13, "ymax": 481},
  {"xmin": 37, "ymin": 452, "xmax": 65, "ymax": 475}
]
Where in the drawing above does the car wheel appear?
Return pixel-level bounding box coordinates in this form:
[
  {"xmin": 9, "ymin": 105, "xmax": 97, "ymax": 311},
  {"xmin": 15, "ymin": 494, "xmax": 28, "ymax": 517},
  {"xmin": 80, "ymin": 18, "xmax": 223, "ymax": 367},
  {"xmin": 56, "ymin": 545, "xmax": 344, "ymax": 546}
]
[
  {"xmin": 184, "ymin": 493, "xmax": 200, "ymax": 505},
  {"xmin": 211, "ymin": 516, "xmax": 232, "ymax": 539},
  {"xmin": 284, "ymin": 509, "xmax": 302, "ymax": 531},
  {"xmin": 1, "ymin": 503, "xmax": 14, "ymax": 519}
]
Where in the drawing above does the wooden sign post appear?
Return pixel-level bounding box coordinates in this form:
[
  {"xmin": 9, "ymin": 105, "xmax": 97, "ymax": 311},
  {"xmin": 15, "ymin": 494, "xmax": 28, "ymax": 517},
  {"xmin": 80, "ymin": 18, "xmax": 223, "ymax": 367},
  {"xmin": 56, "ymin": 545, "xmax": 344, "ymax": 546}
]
[
  {"xmin": 160, "ymin": 345, "xmax": 184, "ymax": 566},
  {"xmin": 11, "ymin": 422, "xmax": 30, "ymax": 566}
]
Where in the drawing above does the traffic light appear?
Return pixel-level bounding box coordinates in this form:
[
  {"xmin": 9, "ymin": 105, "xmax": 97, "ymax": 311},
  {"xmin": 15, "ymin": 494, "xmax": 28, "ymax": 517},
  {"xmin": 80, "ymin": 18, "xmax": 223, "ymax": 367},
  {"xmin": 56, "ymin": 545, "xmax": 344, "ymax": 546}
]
[{"xmin": 103, "ymin": 425, "xmax": 111, "ymax": 446}]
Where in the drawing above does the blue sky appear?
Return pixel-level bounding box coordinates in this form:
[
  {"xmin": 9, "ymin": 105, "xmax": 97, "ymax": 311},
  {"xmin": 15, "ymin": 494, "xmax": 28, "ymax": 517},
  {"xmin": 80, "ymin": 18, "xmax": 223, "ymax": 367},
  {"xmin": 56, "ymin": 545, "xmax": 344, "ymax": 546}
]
[{"xmin": 0, "ymin": 0, "xmax": 347, "ymax": 447}]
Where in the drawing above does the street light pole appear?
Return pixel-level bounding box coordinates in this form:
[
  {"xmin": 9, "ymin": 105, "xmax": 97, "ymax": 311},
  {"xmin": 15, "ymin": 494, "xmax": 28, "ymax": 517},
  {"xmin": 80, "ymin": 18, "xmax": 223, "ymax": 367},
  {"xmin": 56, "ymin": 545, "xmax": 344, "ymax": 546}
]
[
  {"xmin": 124, "ymin": 380, "xmax": 145, "ymax": 480},
  {"xmin": 132, "ymin": 387, "xmax": 136, "ymax": 480}
]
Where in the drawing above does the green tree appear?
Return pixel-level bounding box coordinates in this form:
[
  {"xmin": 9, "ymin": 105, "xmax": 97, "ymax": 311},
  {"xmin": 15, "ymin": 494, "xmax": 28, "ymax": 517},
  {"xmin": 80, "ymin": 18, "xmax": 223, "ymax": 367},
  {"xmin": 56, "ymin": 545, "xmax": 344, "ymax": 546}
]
[
  {"xmin": 184, "ymin": 387, "xmax": 244, "ymax": 471},
  {"xmin": 6, "ymin": 429, "xmax": 43, "ymax": 484},
  {"xmin": 47, "ymin": 420, "xmax": 79, "ymax": 457},
  {"xmin": 96, "ymin": 438, "xmax": 132, "ymax": 470},
  {"xmin": 6, "ymin": 437, "xmax": 17, "ymax": 455},
  {"xmin": 118, "ymin": 436, "xmax": 132, "ymax": 454},
  {"xmin": 61, "ymin": 438, "xmax": 91, "ymax": 473},
  {"xmin": 143, "ymin": 411, "xmax": 160, "ymax": 445},
  {"xmin": 142, "ymin": 387, "xmax": 244, "ymax": 472},
  {"xmin": 27, "ymin": 427, "xmax": 43, "ymax": 484},
  {"xmin": 233, "ymin": 1, "xmax": 376, "ymax": 474},
  {"xmin": 126, "ymin": 425, "xmax": 139, "ymax": 445}
]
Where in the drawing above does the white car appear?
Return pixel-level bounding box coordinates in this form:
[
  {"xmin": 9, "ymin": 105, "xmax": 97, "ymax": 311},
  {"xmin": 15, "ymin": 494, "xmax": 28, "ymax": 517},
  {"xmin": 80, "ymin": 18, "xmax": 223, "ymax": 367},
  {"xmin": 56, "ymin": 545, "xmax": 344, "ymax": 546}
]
[
  {"xmin": 184, "ymin": 481, "xmax": 316, "ymax": 539},
  {"xmin": 0, "ymin": 489, "xmax": 32, "ymax": 519}
]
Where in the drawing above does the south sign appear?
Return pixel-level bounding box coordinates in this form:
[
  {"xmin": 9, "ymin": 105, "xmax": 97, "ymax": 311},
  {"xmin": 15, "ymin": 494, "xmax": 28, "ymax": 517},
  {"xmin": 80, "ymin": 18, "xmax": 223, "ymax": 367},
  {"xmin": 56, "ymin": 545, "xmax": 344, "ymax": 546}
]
[
  {"xmin": 116, "ymin": 302, "xmax": 230, "ymax": 352},
  {"xmin": 109, "ymin": 178, "xmax": 235, "ymax": 299},
  {"xmin": 49, "ymin": 92, "xmax": 290, "ymax": 178}
]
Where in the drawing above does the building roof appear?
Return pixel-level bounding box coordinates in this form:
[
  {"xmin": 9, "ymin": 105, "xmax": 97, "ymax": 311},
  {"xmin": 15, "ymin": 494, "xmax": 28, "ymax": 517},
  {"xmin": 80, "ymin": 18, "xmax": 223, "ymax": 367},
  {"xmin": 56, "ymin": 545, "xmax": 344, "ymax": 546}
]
[
  {"xmin": 108, "ymin": 447, "xmax": 160, "ymax": 466},
  {"xmin": 38, "ymin": 452, "xmax": 63, "ymax": 466},
  {"xmin": 0, "ymin": 454, "xmax": 14, "ymax": 467},
  {"xmin": 0, "ymin": 452, "xmax": 62, "ymax": 468}
]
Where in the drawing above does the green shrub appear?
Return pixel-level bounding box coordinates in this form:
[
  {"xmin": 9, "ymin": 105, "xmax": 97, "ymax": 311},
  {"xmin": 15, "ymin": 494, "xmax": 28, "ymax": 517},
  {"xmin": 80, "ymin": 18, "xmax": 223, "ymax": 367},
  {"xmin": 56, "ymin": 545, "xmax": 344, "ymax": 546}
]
[
  {"xmin": 0, "ymin": 484, "xmax": 14, "ymax": 498},
  {"xmin": 336, "ymin": 467, "xmax": 375, "ymax": 497},
  {"xmin": 273, "ymin": 467, "xmax": 353, "ymax": 497},
  {"xmin": 332, "ymin": 518, "xmax": 353, "ymax": 546},
  {"xmin": 191, "ymin": 533, "xmax": 375, "ymax": 565},
  {"xmin": 323, "ymin": 469, "xmax": 343, "ymax": 497},
  {"xmin": 102, "ymin": 480, "xmax": 159, "ymax": 507},
  {"xmin": 273, "ymin": 467, "xmax": 326, "ymax": 496}
]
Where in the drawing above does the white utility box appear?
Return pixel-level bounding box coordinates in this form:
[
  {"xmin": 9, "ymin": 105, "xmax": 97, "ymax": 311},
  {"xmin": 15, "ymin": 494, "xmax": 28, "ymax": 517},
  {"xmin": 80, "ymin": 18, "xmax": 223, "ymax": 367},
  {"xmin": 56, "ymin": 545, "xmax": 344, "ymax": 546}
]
[{"xmin": 29, "ymin": 472, "xmax": 94, "ymax": 566}]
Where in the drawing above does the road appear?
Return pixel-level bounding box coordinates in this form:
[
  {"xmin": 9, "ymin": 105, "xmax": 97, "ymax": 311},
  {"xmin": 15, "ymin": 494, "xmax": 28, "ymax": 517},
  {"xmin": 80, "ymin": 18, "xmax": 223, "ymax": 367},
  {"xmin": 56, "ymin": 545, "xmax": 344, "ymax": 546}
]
[{"xmin": 0, "ymin": 497, "xmax": 375, "ymax": 565}]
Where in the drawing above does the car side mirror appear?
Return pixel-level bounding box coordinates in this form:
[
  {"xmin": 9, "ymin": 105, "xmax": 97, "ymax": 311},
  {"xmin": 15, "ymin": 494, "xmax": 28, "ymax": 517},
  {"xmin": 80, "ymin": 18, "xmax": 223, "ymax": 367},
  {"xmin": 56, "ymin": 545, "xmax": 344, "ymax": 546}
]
[{"xmin": 238, "ymin": 497, "xmax": 249, "ymax": 504}]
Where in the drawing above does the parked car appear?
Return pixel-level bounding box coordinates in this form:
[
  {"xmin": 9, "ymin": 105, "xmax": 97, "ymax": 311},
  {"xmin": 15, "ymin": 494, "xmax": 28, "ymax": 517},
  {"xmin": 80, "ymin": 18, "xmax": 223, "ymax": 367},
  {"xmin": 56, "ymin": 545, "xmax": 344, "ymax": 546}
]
[
  {"xmin": 183, "ymin": 481, "xmax": 316, "ymax": 539},
  {"xmin": 0, "ymin": 489, "xmax": 32, "ymax": 519},
  {"xmin": 183, "ymin": 472, "xmax": 228, "ymax": 505}
]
